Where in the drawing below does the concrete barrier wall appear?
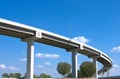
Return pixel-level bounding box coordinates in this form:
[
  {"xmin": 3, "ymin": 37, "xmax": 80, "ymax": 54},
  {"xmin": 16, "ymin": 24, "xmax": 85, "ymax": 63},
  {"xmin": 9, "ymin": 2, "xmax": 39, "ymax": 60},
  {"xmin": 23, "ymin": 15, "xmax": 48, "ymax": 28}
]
[
  {"xmin": 0, "ymin": 78, "xmax": 18, "ymax": 79},
  {"xmin": 0, "ymin": 78, "xmax": 96, "ymax": 79},
  {"xmin": 99, "ymin": 76, "xmax": 120, "ymax": 79}
]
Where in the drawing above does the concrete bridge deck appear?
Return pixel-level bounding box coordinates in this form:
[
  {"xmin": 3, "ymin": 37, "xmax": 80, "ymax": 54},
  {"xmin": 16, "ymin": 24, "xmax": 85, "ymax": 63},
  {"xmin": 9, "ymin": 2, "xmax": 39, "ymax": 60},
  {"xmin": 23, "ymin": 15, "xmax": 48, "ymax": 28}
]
[{"xmin": 0, "ymin": 18, "xmax": 112, "ymax": 79}]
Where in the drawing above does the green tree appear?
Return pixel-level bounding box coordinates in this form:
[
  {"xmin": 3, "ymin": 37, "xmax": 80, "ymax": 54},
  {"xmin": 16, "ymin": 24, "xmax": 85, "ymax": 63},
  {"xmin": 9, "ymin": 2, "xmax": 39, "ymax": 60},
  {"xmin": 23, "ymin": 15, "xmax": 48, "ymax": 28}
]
[
  {"xmin": 9, "ymin": 73, "xmax": 16, "ymax": 78},
  {"xmin": 39, "ymin": 73, "xmax": 52, "ymax": 78},
  {"xmin": 2, "ymin": 73, "xmax": 9, "ymax": 78},
  {"xmin": 15, "ymin": 73, "xmax": 21, "ymax": 78},
  {"xmin": 57, "ymin": 62, "xmax": 71, "ymax": 77},
  {"xmin": 9, "ymin": 73, "xmax": 21, "ymax": 78},
  {"xmin": 79, "ymin": 61, "xmax": 96, "ymax": 78},
  {"xmin": 66, "ymin": 70, "xmax": 80, "ymax": 78}
]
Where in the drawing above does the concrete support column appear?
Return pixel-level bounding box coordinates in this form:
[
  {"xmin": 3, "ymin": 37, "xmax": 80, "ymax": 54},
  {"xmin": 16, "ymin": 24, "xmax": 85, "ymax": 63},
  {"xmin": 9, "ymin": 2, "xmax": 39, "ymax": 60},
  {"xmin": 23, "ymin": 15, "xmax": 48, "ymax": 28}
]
[
  {"xmin": 107, "ymin": 70, "xmax": 109, "ymax": 77},
  {"xmin": 26, "ymin": 39, "xmax": 34, "ymax": 79},
  {"xmin": 72, "ymin": 51, "xmax": 78, "ymax": 78},
  {"xmin": 92, "ymin": 57, "xmax": 98, "ymax": 78}
]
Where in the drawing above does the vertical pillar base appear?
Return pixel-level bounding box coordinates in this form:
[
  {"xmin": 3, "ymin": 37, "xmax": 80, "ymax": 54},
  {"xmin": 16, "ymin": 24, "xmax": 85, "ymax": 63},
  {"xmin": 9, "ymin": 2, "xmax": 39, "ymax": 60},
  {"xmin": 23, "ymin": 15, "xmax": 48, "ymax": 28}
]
[
  {"xmin": 92, "ymin": 56, "xmax": 98, "ymax": 79},
  {"xmin": 107, "ymin": 69, "xmax": 109, "ymax": 77},
  {"xmin": 72, "ymin": 51, "xmax": 78, "ymax": 78}
]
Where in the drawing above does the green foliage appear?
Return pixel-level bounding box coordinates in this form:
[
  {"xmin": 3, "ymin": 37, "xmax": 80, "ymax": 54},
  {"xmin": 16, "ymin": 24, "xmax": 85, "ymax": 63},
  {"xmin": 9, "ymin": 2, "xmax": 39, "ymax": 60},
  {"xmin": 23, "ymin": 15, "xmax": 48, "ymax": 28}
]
[
  {"xmin": 2, "ymin": 73, "xmax": 21, "ymax": 78},
  {"xmin": 2, "ymin": 73, "xmax": 9, "ymax": 78},
  {"xmin": 9, "ymin": 73, "xmax": 21, "ymax": 78},
  {"xmin": 2, "ymin": 72, "xmax": 52, "ymax": 78},
  {"xmin": 66, "ymin": 70, "xmax": 80, "ymax": 78},
  {"xmin": 39, "ymin": 73, "xmax": 52, "ymax": 78},
  {"xmin": 79, "ymin": 61, "xmax": 96, "ymax": 78},
  {"xmin": 9, "ymin": 73, "xmax": 15, "ymax": 78},
  {"xmin": 57, "ymin": 62, "xmax": 71, "ymax": 77},
  {"xmin": 15, "ymin": 73, "xmax": 21, "ymax": 78}
]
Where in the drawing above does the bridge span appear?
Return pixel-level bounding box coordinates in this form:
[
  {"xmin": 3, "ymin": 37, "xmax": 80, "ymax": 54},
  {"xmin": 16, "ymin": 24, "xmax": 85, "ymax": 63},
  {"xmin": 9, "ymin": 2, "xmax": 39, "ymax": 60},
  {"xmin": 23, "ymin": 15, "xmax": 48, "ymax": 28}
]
[{"xmin": 0, "ymin": 18, "xmax": 112, "ymax": 79}]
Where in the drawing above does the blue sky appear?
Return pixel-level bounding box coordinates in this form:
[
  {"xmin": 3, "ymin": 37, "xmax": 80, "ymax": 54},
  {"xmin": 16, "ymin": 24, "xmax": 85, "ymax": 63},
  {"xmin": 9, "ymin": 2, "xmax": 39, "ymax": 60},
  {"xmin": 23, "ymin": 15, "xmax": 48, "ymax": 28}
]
[{"xmin": 0, "ymin": 0, "xmax": 120, "ymax": 77}]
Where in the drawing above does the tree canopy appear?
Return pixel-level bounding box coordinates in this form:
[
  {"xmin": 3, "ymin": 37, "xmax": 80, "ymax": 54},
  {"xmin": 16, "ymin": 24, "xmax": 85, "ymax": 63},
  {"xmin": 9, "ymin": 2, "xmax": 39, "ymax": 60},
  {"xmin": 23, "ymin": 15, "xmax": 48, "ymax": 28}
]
[
  {"xmin": 9, "ymin": 73, "xmax": 21, "ymax": 78},
  {"xmin": 2, "ymin": 73, "xmax": 9, "ymax": 78},
  {"xmin": 39, "ymin": 73, "xmax": 52, "ymax": 78},
  {"xmin": 57, "ymin": 62, "xmax": 71, "ymax": 77},
  {"xmin": 2, "ymin": 73, "xmax": 21, "ymax": 78},
  {"xmin": 79, "ymin": 61, "xmax": 96, "ymax": 78},
  {"xmin": 2, "ymin": 72, "xmax": 52, "ymax": 78}
]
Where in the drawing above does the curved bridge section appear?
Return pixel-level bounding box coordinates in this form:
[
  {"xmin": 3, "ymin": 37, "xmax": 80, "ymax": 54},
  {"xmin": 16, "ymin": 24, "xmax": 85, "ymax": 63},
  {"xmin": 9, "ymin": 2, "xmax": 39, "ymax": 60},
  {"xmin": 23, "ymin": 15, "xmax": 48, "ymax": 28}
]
[{"xmin": 0, "ymin": 18, "xmax": 112, "ymax": 79}]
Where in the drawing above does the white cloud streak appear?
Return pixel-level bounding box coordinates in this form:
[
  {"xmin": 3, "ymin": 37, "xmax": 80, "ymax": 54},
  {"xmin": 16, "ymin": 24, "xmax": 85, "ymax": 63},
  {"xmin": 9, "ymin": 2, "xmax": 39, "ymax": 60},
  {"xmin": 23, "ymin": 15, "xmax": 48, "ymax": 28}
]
[
  {"xmin": 0, "ymin": 64, "xmax": 18, "ymax": 71},
  {"xmin": 0, "ymin": 64, "xmax": 7, "ymax": 69},
  {"xmin": 110, "ymin": 64, "xmax": 120, "ymax": 76},
  {"xmin": 72, "ymin": 36, "xmax": 89, "ymax": 44},
  {"xmin": 45, "ymin": 54, "xmax": 59, "ymax": 58},
  {"xmin": 113, "ymin": 64, "xmax": 120, "ymax": 68},
  {"xmin": 111, "ymin": 46, "xmax": 120, "ymax": 53},
  {"xmin": 35, "ymin": 53, "xmax": 60, "ymax": 59},
  {"xmin": 36, "ymin": 65, "xmax": 43, "ymax": 68},
  {"xmin": 35, "ymin": 53, "xmax": 44, "ymax": 58},
  {"xmin": 44, "ymin": 62, "xmax": 51, "ymax": 65},
  {"xmin": 8, "ymin": 66, "xmax": 18, "ymax": 71},
  {"xmin": 19, "ymin": 58, "xmax": 27, "ymax": 62}
]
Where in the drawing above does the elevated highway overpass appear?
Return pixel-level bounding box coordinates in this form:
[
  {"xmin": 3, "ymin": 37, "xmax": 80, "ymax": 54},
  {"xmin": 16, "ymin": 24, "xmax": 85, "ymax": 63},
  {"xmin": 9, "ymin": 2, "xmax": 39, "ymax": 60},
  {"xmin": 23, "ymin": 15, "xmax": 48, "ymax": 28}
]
[{"xmin": 0, "ymin": 18, "xmax": 112, "ymax": 79}]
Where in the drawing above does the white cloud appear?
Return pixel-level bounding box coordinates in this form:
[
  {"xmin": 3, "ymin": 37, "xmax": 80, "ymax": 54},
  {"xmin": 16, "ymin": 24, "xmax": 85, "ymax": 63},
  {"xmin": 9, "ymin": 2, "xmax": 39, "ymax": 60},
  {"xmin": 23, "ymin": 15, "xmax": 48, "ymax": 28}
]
[
  {"xmin": 19, "ymin": 58, "xmax": 27, "ymax": 62},
  {"xmin": 45, "ymin": 54, "xmax": 60, "ymax": 58},
  {"xmin": 72, "ymin": 36, "xmax": 89, "ymax": 44},
  {"xmin": 111, "ymin": 46, "xmax": 120, "ymax": 53},
  {"xmin": 44, "ymin": 62, "xmax": 51, "ymax": 65},
  {"xmin": 110, "ymin": 64, "xmax": 120, "ymax": 76},
  {"xmin": 113, "ymin": 64, "xmax": 120, "ymax": 68},
  {"xmin": 36, "ymin": 65, "xmax": 43, "ymax": 68},
  {"xmin": 35, "ymin": 53, "xmax": 60, "ymax": 59},
  {"xmin": 0, "ymin": 64, "xmax": 18, "ymax": 72},
  {"xmin": 35, "ymin": 53, "xmax": 44, "ymax": 58},
  {"xmin": 8, "ymin": 66, "xmax": 18, "ymax": 71},
  {"xmin": 0, "ymin": 64, "xmax": 7, "ymax": 69}
]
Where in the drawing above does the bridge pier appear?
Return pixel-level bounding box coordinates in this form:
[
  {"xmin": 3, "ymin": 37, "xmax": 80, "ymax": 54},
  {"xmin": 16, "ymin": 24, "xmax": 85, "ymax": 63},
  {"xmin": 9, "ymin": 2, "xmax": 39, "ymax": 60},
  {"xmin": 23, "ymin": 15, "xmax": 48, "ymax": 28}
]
[
  {"xmin": 26, "ymin": 38, "xmax": 34, "ymax": 79},
  {"xmin": 72, "ymin": 50, "xmax": 78, "ymax": 78},
  {"xmin": 107, "ymin": 69, "xmax": 110, "ymax": 77},
  {"xmin": 92, "ymin": 56, "xmax": 98, "ymax": 79}
]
